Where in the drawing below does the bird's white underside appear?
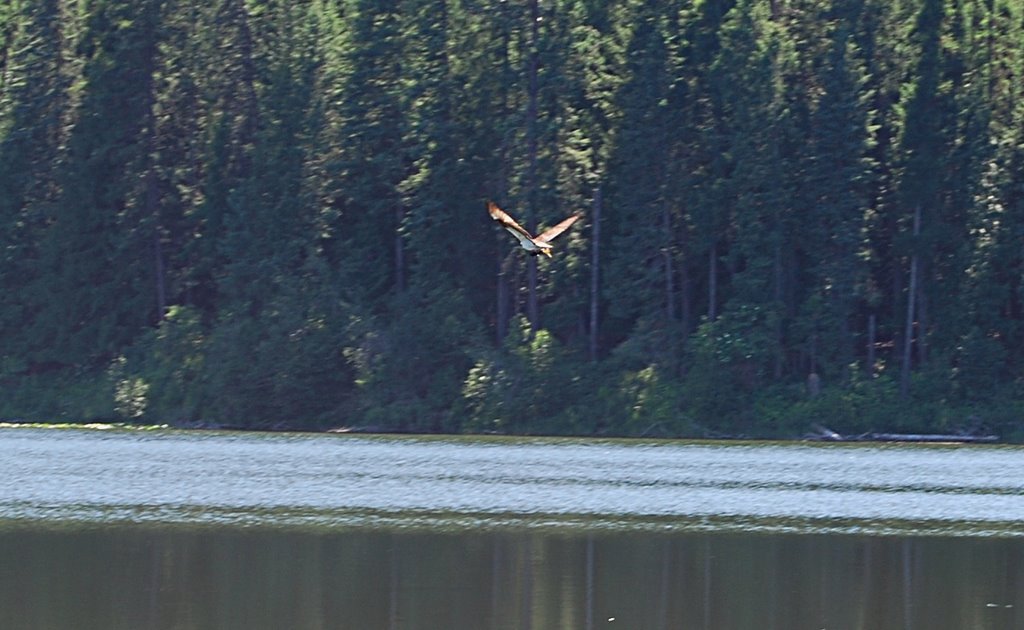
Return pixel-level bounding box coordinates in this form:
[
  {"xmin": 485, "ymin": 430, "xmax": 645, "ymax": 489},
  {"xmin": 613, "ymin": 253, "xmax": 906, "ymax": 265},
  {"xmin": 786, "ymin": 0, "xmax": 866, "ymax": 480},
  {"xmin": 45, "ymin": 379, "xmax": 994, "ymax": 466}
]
[{"xmin": 505, "ymin": 227, "xmax": 547, "ymax": 252}]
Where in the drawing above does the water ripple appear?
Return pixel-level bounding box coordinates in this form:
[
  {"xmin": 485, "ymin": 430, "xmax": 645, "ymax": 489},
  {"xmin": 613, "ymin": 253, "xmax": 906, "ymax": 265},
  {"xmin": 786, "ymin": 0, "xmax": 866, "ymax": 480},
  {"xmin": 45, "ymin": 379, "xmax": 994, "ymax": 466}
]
[{"xmin": 2, "ymin": 427, "xmax": 1023, "ymax": 536}]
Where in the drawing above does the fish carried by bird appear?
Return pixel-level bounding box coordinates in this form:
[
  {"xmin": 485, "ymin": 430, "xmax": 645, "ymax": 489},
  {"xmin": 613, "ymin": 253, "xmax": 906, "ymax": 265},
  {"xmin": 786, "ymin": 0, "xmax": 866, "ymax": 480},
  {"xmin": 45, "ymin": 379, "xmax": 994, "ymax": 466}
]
[{"xmin": 488, "ymin": 201, "xmax": 581, "ymax": 258}]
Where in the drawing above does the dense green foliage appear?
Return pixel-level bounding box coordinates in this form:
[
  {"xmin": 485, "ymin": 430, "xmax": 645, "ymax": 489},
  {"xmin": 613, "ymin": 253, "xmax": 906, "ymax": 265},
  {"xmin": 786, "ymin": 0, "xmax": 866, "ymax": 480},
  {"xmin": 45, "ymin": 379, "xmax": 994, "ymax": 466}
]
[{"xmin": 2, "ymin": 0, "xmax": 1024, "ymax": 438}]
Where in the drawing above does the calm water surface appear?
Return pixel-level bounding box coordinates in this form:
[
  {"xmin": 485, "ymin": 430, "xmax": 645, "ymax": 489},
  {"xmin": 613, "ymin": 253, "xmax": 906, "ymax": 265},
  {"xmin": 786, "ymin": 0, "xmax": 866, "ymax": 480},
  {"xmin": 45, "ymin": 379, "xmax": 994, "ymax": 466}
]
[{"xmin": 2, "ymin": 427, "xmax": 1023, "ymax": 629}]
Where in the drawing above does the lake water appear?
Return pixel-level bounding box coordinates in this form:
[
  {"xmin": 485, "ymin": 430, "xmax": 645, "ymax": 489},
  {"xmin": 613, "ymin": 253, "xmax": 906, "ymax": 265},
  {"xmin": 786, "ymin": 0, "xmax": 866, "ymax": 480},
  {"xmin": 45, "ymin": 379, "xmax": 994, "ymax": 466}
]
[{"xmin": 2, "ymin": 427, "xmax": 1023, "ymax": 629}]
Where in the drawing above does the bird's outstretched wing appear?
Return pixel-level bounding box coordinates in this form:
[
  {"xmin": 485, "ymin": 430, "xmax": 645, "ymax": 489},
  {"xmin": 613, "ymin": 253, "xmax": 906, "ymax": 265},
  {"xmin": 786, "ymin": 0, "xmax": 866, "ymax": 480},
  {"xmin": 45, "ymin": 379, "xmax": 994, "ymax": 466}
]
[
  {"xmin": 488, "ymin": 201, "xmax": 533, "ymax": 240},
  {"xmin": 536, "ymin": 214, "xmax": 581, "ymax": 244}
]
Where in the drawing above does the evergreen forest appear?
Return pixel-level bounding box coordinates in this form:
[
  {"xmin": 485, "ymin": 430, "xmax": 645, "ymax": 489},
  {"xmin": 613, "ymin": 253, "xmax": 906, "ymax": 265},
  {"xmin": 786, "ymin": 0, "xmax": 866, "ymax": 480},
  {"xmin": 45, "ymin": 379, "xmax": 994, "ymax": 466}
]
[{"xmin": 2, "ymin": 0, "xmax": 1024, "ymax": 439}]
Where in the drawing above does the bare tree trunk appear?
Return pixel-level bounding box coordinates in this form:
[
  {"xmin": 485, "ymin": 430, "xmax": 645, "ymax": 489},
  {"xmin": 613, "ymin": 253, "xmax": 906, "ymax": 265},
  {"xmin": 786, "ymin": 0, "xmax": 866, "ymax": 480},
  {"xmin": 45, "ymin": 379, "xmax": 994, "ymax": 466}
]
[
  {"xmin": 681, "ymin": 255, "xmax": 691, "ymax": 338},
  {"xmin": 867, "ymin": 313, "xmax": 876, "ymax": 376},
  {"xmin": 838, "ymin": 294, "xmax": 853, "ymax": 382},
  {"xmin": 394, "ymin": 206, "xmax": 405, "ymax": 292},
  {"xmin": 708, "ymin": 242, "xmax": 718, "ymax": 322},
  {"xmin": 497, "ymin": 251, "xmax": 509, "ymax": 343},
  {"xmin": 773, "ymin": 236, "xmax": 783, "ymax": 379},
  {"xmin": 900, "ymin": 205, "xmax": 921, "ymax": 399},
  {"xmin": 890, "ymin": 257, "xmax": 903, "ymax": 371},
  {"xmin": 663, "ymin": 216, "xmax": 676, "ymax": 322},
  {"xmin": 525, "ymin": 0, "xmax": 541, "ymax": 335},
  {"xmin": 513, "ymin": 260, "xmax": 524, "ymax": 320},
  {"xmin": 589, "ymin": 188, "xmax": 601, "ymax": 361},
  {"xmin": 139, "ymin": 25, "xmax": 165, "ymax": 324},
  {"xmin": 149, "ymin": 174, "xmax": 166, "ymax": 320},
  {"xmin": 527, "ymin": 256, "xmax": 539, "ymax": 334},
  {"xmin": 916, "ymin": 265, "xmax": 928, "ymax": 364},
  {"xmin": 495, "ymin": 9, "xmax": 513, "ymax": 344}
]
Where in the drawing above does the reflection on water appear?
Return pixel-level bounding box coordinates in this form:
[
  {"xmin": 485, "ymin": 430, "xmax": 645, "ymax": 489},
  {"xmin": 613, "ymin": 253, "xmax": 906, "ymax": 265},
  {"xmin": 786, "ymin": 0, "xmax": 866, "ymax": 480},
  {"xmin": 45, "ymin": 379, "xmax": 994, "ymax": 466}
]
[{"xmin": 1, "ymin": 525, "xmax": 1022, "ymax": 630}]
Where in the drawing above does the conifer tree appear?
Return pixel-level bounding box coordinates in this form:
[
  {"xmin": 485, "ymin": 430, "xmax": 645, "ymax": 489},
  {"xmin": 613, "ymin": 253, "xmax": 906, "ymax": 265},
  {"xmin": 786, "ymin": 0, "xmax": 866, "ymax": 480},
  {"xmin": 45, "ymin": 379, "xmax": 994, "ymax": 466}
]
[
  {"xmin": 678, "ymin": 0, "xmax": 735, "ymax": 328},
  {"xmin": 0, "ymin": 0, "xmax": 71, "ymax": 369},
  {"xmin": 185, "ymin": 0, "xmax": 261, "ymax": 316},
  {"xmin": 801, "ymin": 18, "xmax": 875, "ymax": 379},
  {"xmin": 27, "ymin": 0, "xmax": 162, "ymax": 367},
  {"xmin": 326, "ymin": 0, "xmax": 408, "ymax": 305},
  {"xmin": 604, "ymin": 1, "xmax": 685, "ymax": 366},
  {"xmin": 200, "ymin": 3, "xmax": 359, "ymax": 427},
  {"xmin": 695, "ymin": 0, "xmax": 784, "ymax": 386},
  {"xmin": 953, "ymin": 0, "xmax": 1024, "ymax": 396},
  {"xmin": 147, "ymin": 0, "xmax": 207, "ymax": 318}
]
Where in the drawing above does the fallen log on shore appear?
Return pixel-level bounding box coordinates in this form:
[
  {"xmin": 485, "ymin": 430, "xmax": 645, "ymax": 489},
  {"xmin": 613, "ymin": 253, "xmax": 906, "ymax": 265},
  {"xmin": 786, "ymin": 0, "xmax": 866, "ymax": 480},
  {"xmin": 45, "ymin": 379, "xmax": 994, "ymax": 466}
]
[
  {"xmin": 807, "ymin": 424, "xmax": 999, "ymax": 443},
  {"xmin": 865, "ymin": 432, "xmax": 999, "ymax": 443}
]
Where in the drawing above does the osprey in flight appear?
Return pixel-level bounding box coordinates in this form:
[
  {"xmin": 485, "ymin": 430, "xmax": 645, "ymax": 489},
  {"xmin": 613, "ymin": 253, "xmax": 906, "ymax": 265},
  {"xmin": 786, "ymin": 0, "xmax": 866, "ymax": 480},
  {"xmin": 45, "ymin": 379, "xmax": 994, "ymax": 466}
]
[{"xmin": 488, "ymin": 201, "xmax": 580, "ymax": 258}]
